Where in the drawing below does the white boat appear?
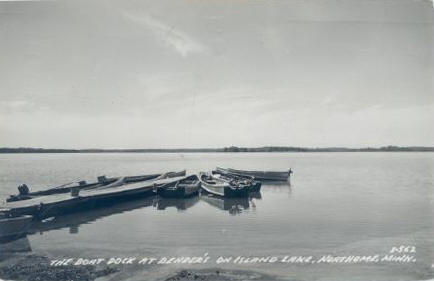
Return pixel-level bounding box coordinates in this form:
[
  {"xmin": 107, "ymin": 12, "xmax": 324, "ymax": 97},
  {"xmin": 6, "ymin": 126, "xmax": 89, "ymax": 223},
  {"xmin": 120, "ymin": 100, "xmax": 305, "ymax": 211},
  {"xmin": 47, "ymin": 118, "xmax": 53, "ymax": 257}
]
[{"xmin": 198, "ymin": 172, "xmax": 249, "ymax": 198}]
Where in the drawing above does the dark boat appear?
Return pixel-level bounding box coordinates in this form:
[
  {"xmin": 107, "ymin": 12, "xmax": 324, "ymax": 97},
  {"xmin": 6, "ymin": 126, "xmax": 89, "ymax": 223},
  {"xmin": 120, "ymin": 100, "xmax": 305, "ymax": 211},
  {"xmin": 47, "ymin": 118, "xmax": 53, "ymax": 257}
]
[
  {"xmin": 198, "ymin": 172, "xmax": 249, "ymax": 198},
  {"xmin": 156, "ymin": 175, "xmax": 200, "ymax": 198},
  {"xmin": 215, "ymin": 167, "xmax": 292, "ymax": 181},
  {"xmin": 6, "ymin": 170, "xmax": 186, "ymax": 203},
  {"xmin": 211, "ymin": 171, "xmax": 261, "ymax": 192}
]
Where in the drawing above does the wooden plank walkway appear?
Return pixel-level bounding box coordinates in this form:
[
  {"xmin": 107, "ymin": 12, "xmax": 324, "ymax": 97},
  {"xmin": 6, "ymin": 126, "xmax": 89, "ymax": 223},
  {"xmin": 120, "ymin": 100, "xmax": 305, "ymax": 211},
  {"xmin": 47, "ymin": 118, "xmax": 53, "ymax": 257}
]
[{"xmin": 1, "ymin": 176, "xmax": 187, "ymax": 217}]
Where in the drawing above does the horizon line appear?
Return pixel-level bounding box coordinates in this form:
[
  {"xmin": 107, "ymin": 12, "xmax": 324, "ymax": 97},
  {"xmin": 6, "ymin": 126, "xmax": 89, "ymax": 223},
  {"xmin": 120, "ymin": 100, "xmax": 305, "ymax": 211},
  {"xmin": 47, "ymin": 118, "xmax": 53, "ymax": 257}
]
[{"xmin": 0, "ymin": 145, "xmax": 433, "ymax": 153}]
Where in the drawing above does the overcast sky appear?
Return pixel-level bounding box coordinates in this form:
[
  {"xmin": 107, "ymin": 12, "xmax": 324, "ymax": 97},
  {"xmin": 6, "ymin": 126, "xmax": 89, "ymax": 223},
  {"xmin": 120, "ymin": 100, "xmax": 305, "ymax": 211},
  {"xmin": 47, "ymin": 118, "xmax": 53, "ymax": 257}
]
[{"xmin": 0, "ymin": 0, "xmax": 433, "ymax": 149}]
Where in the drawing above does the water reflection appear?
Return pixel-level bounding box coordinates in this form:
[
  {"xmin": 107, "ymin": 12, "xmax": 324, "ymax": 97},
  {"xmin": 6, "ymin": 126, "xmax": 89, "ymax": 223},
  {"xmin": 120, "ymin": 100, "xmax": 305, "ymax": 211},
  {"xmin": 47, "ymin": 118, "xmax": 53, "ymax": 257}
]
[
  {"xmin": 262, "ymin": 180, "xmax": 291, "ymax": 187},
  {"xmin": 28, "ymin": 198, "xmax": 155, "ymax": 235},
  {"xmin": 249, "ymin": 191, "xmax": 262, "ymax": 199},
  {"xmin": 200, "ymin": 195, "xmax": 251, "ymax": 215},
  {"xmin": 0, "ymin": 190, "xmax": 265, "ymax": 256},
  {"xmin": 0, "ymin": 198, "xmax": 158, "ymax": 258},
  {"xmin": 154, "ymin": 197, "xmax": 199, "ymax": 211},
  {"xmin": 0, "ymin": 235, "xmax": 32, "ymax": 262},
  {"xmin": 0, "ymin": 192, "xmax": 265, "ymax": 243}
]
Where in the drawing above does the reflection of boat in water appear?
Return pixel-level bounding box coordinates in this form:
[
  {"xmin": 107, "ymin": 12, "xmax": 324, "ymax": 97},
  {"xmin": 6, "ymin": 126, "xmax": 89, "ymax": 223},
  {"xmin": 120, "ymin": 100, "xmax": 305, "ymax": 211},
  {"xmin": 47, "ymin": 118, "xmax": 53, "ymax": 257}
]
[
  {"xmin": 155, "ymin": 197, "xmax": 199, "ymax": 211},
  {"xmin": 0, "ymin": 215, "xmax": 33, "ymax": 239},
  {"xmin": 0, "ymin": 235, "xmax": 32, "ymax": 261},
  {"xmin": 200, "ymin": 195, "xmax": 250, "ymax": 215},
  {"xmin": 0, "ymin": 198, "xmax": 156, "ymax": 258},
  {"xmin": 249, "ymin": 191, "xmax": 262, "ymax": 199},
  {"xmin": 28, "ymin": 197, "xmax": 155, "ymax": 235}
]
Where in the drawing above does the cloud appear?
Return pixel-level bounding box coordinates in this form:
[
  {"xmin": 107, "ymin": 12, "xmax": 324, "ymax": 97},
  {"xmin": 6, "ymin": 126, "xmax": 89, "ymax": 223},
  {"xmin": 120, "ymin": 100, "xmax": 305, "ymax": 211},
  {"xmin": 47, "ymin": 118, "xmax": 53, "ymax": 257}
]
[{"xmin": 123, "ymin": 12, "xmax": 206, "ymax": 57}]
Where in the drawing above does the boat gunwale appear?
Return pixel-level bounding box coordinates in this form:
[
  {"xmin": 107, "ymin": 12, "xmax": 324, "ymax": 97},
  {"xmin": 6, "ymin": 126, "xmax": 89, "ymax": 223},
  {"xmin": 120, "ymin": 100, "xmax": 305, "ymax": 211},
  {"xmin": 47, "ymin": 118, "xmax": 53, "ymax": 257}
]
[{"xmin": 216, "ymin": 167, "xmax": 290, "ymax": 181}]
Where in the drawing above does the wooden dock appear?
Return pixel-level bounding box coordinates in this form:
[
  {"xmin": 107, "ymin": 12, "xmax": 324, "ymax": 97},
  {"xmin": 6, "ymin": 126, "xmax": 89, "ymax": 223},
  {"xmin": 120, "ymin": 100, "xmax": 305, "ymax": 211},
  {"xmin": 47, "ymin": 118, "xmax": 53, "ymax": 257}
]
[{"xmin": 1, "ymin": 176, "xmax": 187, "ymax": 219}]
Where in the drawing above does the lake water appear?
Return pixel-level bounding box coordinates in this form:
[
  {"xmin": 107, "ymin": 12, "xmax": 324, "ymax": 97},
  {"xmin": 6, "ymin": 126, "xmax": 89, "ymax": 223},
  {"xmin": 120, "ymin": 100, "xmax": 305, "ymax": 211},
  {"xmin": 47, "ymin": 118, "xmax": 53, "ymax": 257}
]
[{"xmin": 0, "ymin": 152, "xmax": 433, "ymax": 281}]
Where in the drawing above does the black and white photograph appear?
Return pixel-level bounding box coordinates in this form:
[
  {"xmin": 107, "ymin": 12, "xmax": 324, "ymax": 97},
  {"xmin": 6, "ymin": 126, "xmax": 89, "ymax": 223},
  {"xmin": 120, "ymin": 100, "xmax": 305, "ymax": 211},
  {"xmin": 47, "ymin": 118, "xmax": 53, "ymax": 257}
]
[{"xmin": 0, "ymin": 0, "xmax": 433, "ymax": 280}]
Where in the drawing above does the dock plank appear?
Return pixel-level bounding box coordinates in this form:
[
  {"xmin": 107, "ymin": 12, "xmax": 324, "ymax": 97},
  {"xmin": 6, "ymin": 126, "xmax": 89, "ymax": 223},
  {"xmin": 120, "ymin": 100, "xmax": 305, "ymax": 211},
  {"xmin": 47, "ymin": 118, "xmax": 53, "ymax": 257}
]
[{"xmin": 1, "ymin": 176, "xmax": 187, "ymax": 214}]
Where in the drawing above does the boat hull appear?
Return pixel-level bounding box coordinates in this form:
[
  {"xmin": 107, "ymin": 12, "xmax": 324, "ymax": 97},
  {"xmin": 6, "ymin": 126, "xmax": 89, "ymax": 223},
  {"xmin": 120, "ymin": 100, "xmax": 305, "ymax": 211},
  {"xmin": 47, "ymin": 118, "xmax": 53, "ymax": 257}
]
[
  {"xmin": 199, "ymin": 173, "xmax": 249, "ymax": 198},
  {"xmin": 157, "ymin": 185, "xmax": 200, "ymax": 198},
  {"xmin": 212, "ymin": 170, "xmax": 262, "ymax": 192},
  {"xmin": 216, "ymin": 167, "xmax": 291, "ymax": 181},
  {"xmin": 223, "ymin": 186, "xmax": 249, "ymax": 197},
  {"xmin": 156, "ymin": 175, "xmax": 200, "ymax": 198},
  {"xmin": 6, "ymin": 171, "xmax": 186, "ymax": 203},
  {"xmin": 248, "ymin": 181, "xmax": 262, "ymax": 192}
]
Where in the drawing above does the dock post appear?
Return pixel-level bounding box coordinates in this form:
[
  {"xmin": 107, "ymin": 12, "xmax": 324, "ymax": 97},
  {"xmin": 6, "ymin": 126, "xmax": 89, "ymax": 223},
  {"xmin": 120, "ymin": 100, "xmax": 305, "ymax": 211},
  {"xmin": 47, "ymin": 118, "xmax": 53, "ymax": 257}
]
[
  {"xmin": 18, "ymin": 184, "xmax": 30, "ymax": 195},
  {"xmin": 97, "ymin": 176, "xmax": 107, "ymax": 184},
  {"xmin": 288, "ymin": 168, "xmax": 293, "ymax": 186},
  {"xmin": 71, "ymin": 187, "xmax": 80, "ymax": 197}
]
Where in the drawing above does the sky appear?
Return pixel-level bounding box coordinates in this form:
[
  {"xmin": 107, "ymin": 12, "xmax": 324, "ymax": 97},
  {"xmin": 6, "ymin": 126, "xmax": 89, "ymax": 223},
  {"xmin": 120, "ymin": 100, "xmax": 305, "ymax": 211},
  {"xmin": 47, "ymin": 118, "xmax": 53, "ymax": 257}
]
[{"xmin": 0, "ymin": 0, "xmax": 433, "ymax": 149}]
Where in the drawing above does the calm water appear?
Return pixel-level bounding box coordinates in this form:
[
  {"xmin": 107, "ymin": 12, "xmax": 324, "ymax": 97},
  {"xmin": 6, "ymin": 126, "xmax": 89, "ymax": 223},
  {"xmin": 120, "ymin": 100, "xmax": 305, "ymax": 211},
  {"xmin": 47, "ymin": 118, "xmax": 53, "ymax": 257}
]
[{"xmin": 0, "ymin": 153, "xmax": 433, "ymax": 281}]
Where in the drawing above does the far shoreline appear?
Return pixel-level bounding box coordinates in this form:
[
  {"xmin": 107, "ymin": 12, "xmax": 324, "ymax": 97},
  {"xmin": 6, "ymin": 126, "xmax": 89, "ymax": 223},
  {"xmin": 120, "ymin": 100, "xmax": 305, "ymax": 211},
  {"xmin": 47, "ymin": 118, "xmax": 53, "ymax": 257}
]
[{"xmin": 0, "ymin": 146, "xmax": 433, "ymax": 154}]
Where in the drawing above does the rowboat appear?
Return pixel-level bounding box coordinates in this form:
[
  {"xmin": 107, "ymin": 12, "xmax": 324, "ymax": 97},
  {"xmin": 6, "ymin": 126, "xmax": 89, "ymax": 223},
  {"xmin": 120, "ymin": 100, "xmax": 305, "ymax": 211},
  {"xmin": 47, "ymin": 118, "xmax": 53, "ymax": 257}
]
[
  {"xmin": 215, "ymin": 167, "xmax": 292, "ymax": 181},
  {"xmin": 198, "ymin": 172, "xmax": 249, "ymax": 198},
  {"xmin": 211, "ymin": 171, "xmax": 261, "ymax": 192},
  {"xmin": 156, "ymin": 175, "xmax": 200, "ymax": 198},
  {"xmin": 0, "ymin": 215, "xmax": 33, "ymax": 238},
  {"xmin": 6, "ymin": 170, "xmax": 186, "ymax": 202}
]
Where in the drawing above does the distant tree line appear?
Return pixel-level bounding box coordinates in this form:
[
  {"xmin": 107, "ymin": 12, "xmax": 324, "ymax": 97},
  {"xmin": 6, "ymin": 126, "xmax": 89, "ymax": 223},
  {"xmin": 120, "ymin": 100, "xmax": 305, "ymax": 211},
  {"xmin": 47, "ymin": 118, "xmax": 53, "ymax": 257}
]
[
  {"xmin": 223, "ymin": 146, "xmax": 309, "ymax": 152},
  {"xmin": 0, "ymin": 146, "xmax": 433, "ymax": 153},
  {"xmin": 223, "ymin": 146, "xmax": 434, "ymax": 152}
]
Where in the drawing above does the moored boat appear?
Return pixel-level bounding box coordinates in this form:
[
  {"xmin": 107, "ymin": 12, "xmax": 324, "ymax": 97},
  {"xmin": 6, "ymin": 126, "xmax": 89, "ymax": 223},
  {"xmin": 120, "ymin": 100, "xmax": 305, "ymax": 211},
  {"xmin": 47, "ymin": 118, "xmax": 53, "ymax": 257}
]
[
  {"xmin": 211, "ymin": 171, "xmax": 261, "ymax": 192},
  {"xmin": 156, "ymin": 174, "xmax": 200, "ymax": 198},
  {"xmin": 198, "ymin": 172, "xmax": 249, "ymax": 198},
  {"xmin": 6, "ymin": 170, "xmax": 187, "ymax": 202},
  {"xmin": 215, "ymin": 167, "xmax": 292, "ymax": 181},
  {"xmin": 159, "ymin": 170, "xmax": 187, "ymax": 179}
]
